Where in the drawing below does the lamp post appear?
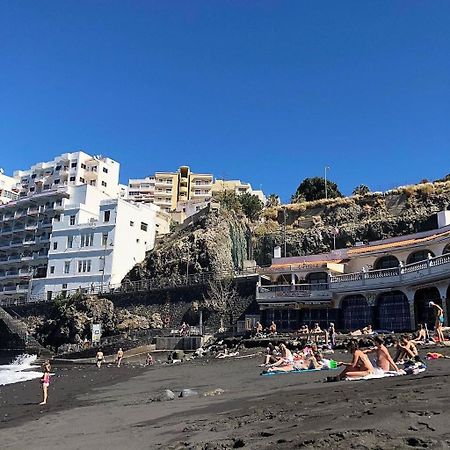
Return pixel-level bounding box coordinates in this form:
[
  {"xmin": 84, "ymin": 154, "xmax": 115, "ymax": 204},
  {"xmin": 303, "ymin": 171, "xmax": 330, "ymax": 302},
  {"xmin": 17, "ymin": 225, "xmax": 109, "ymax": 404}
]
[{"xmin": 324, "ymin": 166, "xmax": 330, "ymax": 200}]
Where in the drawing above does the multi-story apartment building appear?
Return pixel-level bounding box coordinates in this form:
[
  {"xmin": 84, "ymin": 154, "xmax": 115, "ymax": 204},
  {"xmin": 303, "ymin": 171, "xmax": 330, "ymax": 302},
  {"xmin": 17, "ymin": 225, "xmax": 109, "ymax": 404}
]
[
  {"xmin": 14, "ymin": 151, "xmax": 120, "ymax": 199},
  {"xmin": 0, "ymin": 170, "xmax": 19, "ymax": 205},
  {"xmin": 0, "ymin": 184, "xmax": 161, "ymax": 302},
  {"xmin": 36, "ymin": 186, "xmax": 159, "ymax": 300},
  {"xmin": 127, "ymin": 166, "xmax": 213, "ymax": 214},
  {"xmin": 256, "ymin": 211, "xmax": 450, "ymax": 332},
  {"xmin": 127, "ymin": 167, "xmax": 266, "ymax": 219},
  {"xmin": 211, "ymin": 179, "xmax": 266, "ymax": 204}
]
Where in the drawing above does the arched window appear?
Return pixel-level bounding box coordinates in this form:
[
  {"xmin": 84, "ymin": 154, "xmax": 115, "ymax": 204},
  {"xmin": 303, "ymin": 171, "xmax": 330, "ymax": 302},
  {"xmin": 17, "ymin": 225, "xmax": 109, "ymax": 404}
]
[
  {"xmin": 376, "ymin": 291, "xmax": 410, "ymax": 331},
  {"xmin": 373, "ymin": 255, "xmax": 400, "ymax": 270},
  {"xmin": 443, "ymin": 243, "xmax": 450, "ymax": 255},
  {"xmin": 407, "ymin": 250, "xmax": 434, "ymax": 265},
  {"xmin": 340, "ymin": 295, "xmax": 371, "ymax": 330},
  {"xmin": 414, "ymin": 287, "xmax": 441, "ymax": 329}
]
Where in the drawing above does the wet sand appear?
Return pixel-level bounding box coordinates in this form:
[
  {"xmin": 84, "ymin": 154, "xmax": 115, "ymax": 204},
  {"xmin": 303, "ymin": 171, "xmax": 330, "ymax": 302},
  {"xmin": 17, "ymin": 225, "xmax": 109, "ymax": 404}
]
[{"xmin": 1, "ymin": 348, "xmax": 450, "ymax": 449}]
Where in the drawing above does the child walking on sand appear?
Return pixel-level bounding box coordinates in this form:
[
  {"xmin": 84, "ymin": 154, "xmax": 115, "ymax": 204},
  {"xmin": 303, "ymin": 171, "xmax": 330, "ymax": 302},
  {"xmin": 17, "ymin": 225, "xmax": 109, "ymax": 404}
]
[{"xmin": 39, "ymin": 361, "xmax": 51, "ymax": 405}]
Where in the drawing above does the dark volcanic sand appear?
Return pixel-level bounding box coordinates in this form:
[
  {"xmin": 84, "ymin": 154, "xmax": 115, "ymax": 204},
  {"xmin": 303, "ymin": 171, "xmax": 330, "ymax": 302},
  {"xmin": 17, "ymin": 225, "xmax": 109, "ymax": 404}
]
[{"xmin": 1, "ymin": 349, "xmax": 450, "ymax": 449}]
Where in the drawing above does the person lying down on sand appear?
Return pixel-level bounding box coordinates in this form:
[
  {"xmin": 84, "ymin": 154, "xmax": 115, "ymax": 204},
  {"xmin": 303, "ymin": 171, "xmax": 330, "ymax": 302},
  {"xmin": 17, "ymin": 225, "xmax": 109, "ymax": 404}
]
[
  {"xmin": 337, "ymin": 340, "xmax": 374, "ymax": 380},
  {"xmin": 264, "ymin": 343, "xmax": 294, "ymax": 372}
]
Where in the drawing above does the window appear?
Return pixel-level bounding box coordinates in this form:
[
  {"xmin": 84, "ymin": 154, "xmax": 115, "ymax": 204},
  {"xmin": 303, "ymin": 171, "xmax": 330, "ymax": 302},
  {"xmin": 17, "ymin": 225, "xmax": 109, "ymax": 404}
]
[
  {"xmin": 50, "ymin": 266, "xmax": 55, "ymax": 274},
  {"xmin": 130, "ymin": 221, "xmax": 134, "ymax": 227},
  {"xmin": 136, "ymin": 238, "xmax": 140, "ymax": 243},
  {"xmin": 101, "ymin": 181, "xmax": 107, "ymax": 187},
  {"xmin": 103, "ymin": 167, "xmax": 108, "ymax": 173},
  {"xmin": 195, "ymin": 190, "xmax": 201, "ymax": 195},
  {"xmin": 92, "ymin": 166, "xmax": 98, "ymax": 172},
  {"xmin": 166, "ymin": 188, "xmax": 172, "ymax": 193},
  {"xmin": 30, "ymin": 187, "xmax": 35, "ymax": 192},
  {"xmin": 53, "ymin": 242, "xmax": 58, "ymax": 250},
  {"xmin": 31, "ymin": 174, "xmax": 37, "ymax": 179},
  {"xmin": 78, "ymin": 259, "xmax": 92, "ymax": 273},
  {"xmin": 71, "ymin": 162, "xmax": 77, "ymax": 168},
  {"xmin": 140, "ymin": 222, "xmax": 148, "ymax": 232},
  {"xmin": 81, "ymin": 233, "xmax": 94, "ymax": 247},
  {"xmin": 67, "ymin": 236, "xmax": 73, "ymax": 248},
  {"xmin": 70, "ymin": 176, "xmax": 75, "ymax": 182},
  {"xmin": 70, "ymin": 215, "xmax": 75, "ymax": 225},
  {"xmin": 102, "ymin": 233, "xmax": 108, "ymax": 246},
  {"xmin": 55, "ymin": 165, "xmax": 61, "ymax": 171},
  {"xmin": 81, "ymin": 163, "xmax": 86, "ymax": 169},
  {"xmin": 104, "ymin": 210, "xmax": 111, "ymax": 222},
  {"xmin": 62, "ymin": 283, "xmax": 67, "ymax": 289},
  {"xmin": 43, "ymin": 184, "xmax": 50, "ymax": 190},
  {"xmin": 80, "ymin": 177, "xmax": 85, "ymax": 183},
  {"xmin": 90, "ymin": 180, "xmax": 96, "ymax": 186},
  {"xmin": 54, "ymin": 179, "xmax": 60, "ymax": 185},
  {"xmin": 64, "ymin": 262, "xmax": 70, "ymax": 274}
]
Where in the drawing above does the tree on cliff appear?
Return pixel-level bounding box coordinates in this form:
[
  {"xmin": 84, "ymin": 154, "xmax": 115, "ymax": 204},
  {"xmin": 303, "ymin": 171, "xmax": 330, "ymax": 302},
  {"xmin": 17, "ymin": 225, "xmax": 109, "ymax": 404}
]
[
  {"xmin": 292, "ymin": 177, "xmax": 343, "ymax": 202},
  {"xmin": 352, "ymin": 184, "xmax": 371, "ymax": 196},
  {"xmin": 239, "ymin": 192, "xmax": 263, "ymax": 220},
  {"xmin": 215, "ymin": 191, "xmax": 263, "ymax": 221},
  {"xmin": 266, "ymin": 194, "xmax": 281, "ymax": 208}
]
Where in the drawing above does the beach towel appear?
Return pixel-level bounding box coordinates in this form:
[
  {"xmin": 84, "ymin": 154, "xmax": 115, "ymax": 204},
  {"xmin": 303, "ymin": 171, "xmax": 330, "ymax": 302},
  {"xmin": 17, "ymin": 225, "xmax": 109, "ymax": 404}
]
[
  {"xmin": 346, "ymin": 370, "xmax": 406, "ymax": 381},
  {"xmin": 261, "ymin": 367, "xmax": 339, "ymax": 376}
]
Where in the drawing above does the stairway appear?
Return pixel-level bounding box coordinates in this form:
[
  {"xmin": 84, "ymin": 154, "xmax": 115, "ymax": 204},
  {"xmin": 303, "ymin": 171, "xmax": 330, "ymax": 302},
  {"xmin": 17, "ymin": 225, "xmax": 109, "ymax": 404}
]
[{"xmin": 0, "ymin": 306, "xmax": 51, "ymax": 356}]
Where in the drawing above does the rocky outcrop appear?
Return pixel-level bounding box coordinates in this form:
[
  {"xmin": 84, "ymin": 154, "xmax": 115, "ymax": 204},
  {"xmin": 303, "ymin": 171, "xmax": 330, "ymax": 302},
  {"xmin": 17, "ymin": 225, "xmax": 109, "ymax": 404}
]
[
  {"xmin": 254, "ymin": 183, "xmax": 450, "ymax": 265},
  {"xmin": 125, "ymin": 209, "xmax": 250, "ymax": 282}
]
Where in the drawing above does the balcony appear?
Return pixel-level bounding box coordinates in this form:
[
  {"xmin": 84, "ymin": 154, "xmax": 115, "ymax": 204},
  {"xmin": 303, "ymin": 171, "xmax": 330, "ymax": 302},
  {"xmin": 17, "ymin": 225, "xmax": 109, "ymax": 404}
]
[{"xmin": 257, "ymin": 283, "xmax": 332, "ymax": 304}]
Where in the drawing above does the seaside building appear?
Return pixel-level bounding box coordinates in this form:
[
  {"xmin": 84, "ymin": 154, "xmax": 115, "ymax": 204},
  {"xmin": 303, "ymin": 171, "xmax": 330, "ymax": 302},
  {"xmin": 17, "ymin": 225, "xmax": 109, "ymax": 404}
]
[
  {"xmin": 14, "ymin": 151, "xmax": 121, "ymax": 199},
  {"xmin": 0, "ymin": 150, "xmax": 168, "ymax": 303},
  {"xmin": 256, "ymin": 210, "xmax": 450, "ymax": 332},
  {"xmin": 0, "ymin": 171, "xmax": 19, "ymax": 205}
]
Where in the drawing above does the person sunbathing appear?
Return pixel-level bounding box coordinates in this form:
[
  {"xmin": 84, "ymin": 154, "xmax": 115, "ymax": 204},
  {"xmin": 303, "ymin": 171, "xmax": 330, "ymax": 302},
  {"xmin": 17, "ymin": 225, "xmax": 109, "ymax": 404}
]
[
  {"xmin": 265, "ymin": 343, "xmax": 294, "ymax": 372},
  {"xmin": 269, "ymin": 321, "xmax": 277, "ymax": 335},
  {"xmin": 365, "ymin": 336, "xmax": 400, "ymax": 372},
  {"xmin": 362, "ymin": 325, "xmax": 373, "ymax": 334},
  {"xmin": 412, "ymin": 323, "xmax": 428, "ymax": 344},
  {"xmin": 261, "ymin": 343, "xmax": 280, "ymax": 366},
  {"xmin": 394, "ymin": 335, "xmax": 419, "ymax": 363},
  {"xmin": 338, "ymin": 340, "xmax": 374, "ymax": 379}
]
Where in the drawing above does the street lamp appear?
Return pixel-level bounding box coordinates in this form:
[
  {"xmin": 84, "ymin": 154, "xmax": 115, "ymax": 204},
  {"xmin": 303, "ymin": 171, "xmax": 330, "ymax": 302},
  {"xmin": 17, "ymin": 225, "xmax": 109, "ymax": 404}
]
[{"xmin": 324, "ymin": 166, "xmax": 330, "ymax": 200}]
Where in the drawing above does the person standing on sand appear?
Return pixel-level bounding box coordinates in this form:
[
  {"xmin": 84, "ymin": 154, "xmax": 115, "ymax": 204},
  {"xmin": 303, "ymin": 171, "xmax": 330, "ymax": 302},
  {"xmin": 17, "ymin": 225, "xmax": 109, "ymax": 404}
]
[
  {"xmin": 429, "ymin": 302, "xmax": 445, "ymax": 343},
  {"xmin": 39, "ymin": 361, "xmax": 51, "ymax": 405},
  {"xmin": 96, "ymin": 349, "xmax": 104, "ymax": 368},
  {"xmin": 116, "ymin": 348, "xmax": 124, "ymax": 367}
]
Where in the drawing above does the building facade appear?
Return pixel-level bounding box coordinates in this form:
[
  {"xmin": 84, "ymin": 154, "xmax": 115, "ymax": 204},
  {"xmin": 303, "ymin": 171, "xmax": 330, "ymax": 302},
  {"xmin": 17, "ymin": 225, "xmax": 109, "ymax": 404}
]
[
  {"xmin": 256, "ymin": 211, "xmax": 450, "ymax": 332},
  {"xmin": 126, "ymin": 166, "xmax": 266, "ymax": 219},
  {"xmin": 0, "ymin": 170, "xmax": 19, "ymax": 205},
  {"xmin": 14, "ymin": 151, "xmax": 120, "ymax": 199}
]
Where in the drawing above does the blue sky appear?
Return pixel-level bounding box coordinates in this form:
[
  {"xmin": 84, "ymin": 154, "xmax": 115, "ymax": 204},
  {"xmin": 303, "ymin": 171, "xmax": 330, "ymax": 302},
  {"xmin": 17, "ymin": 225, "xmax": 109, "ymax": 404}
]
[{"xmin": 1, "ymin": 1, "xmax": 450, "ymax": 202}]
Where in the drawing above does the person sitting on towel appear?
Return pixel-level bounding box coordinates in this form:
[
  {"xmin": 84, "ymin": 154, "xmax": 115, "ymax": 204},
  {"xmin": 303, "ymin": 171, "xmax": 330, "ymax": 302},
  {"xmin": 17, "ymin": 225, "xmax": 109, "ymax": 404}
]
[
  {"xmin": 365, "ymin": 336, "xmax": 400, "ymax": 372},
  {"xmin": 265, "ymin": 343, "xmax": 294, "ymax": 372},
  {"xmin": 412, "ymin": 323, "xmax": 427, "ymax": 344},
  {"xmin": 337, "ymin": 340, "xmax": 374, "ymax": 379},
  {"xmin": 394, "ymin": 335, "xmax": 419, "ymax": 363}
]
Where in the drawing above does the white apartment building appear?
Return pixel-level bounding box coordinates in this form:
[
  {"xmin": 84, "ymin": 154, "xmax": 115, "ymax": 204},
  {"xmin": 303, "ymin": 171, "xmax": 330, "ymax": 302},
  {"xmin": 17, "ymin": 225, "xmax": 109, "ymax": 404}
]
[
  {"xmin": 0, "ymin": 170, "xmax": 19, "ymax": 205},
  {"xmin": 0, "ymin": 154, "xmax": 164, "ymax": 303},
  {"xmin": 35, "ymin": 185, "xmax": 159, "ymax": 299},
  {"xmin": 14, "ymin": 151, "xmax": 120, "ymax": 199}
]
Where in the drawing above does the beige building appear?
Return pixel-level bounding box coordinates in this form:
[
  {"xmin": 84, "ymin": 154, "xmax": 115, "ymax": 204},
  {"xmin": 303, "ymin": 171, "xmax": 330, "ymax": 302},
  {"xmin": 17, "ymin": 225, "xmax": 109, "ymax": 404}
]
[
  {"xmin": 212, "ymin": 179, "xmax": 266, "ymax": 204},
  {"xmin": 127, "ymin": 166, "xmax": 213, "ymax": 214},
  {"xmin": 127, "ymin": 167, "xmax": 266, "ymax": 218}
]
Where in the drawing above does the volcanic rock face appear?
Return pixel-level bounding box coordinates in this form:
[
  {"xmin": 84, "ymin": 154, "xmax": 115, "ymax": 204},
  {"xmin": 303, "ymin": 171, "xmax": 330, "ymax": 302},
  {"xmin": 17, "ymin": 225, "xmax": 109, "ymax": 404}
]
[
  {"xmin": 254, "ymin": 185, "xmax": 450, "ymax": 265},
  {"xmin": 125, "ymin": 209, "xmax": 250, "ymax": 283}
]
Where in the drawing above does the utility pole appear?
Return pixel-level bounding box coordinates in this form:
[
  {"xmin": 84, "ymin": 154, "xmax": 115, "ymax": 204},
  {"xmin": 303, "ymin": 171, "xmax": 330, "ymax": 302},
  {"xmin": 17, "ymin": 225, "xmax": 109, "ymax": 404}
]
[
  {"xmin": 324, "ymin": 166, "xmax": 330, "ymax": 200},
  {"xmin": 283, "ymin": 206, "xmax": 287, "ymax": 257}
]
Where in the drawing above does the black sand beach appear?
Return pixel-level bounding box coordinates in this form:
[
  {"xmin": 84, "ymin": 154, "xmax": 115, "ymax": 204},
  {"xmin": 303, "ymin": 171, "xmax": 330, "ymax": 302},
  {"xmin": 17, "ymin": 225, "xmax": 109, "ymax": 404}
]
[{"xmin": 1, "ymin": 349, "xmax": 450, "ymax": 449}]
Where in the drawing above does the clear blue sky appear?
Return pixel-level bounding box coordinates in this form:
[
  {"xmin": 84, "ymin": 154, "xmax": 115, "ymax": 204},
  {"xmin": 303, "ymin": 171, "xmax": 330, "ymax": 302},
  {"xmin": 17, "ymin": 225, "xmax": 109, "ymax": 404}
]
[{"xmin": 1, "ymin": 1, "xmax": 450, "ymax": 202}]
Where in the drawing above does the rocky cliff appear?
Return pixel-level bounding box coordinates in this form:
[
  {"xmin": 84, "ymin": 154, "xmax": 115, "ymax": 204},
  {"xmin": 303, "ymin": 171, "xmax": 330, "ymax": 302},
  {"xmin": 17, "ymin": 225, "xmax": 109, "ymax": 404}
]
[
  {"xmin": 126, "ymin": 181, "xmax": 450, "ymax": 275},
  {"xmin": 253, "ymin": 181, "xmax": 450, "ymax": 265},
  {"xmin": 125, "ymin": 209, "xmax": 250, "ymax": 282}
]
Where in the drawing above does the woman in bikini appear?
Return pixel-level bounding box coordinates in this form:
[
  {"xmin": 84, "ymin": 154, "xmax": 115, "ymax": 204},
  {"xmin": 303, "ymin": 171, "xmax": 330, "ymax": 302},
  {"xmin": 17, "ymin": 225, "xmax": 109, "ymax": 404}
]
[{"xmin": 338, "ymin": 340, "xmax": 374, "ymax": 380}]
